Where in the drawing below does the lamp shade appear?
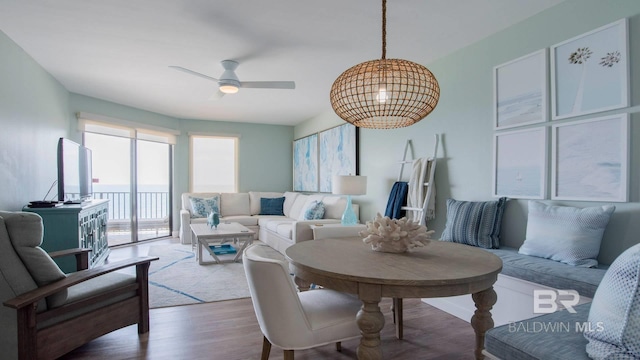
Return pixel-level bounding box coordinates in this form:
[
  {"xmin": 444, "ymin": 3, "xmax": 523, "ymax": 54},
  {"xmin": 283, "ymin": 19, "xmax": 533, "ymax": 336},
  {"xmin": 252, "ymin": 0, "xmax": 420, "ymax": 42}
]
[{"xmin": 332, "ymin": 175, "xmax": 367, "ymax": 195}]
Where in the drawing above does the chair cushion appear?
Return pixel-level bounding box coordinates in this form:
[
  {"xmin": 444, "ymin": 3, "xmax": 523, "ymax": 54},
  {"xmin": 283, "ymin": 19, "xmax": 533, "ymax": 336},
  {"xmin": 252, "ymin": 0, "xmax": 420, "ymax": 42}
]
[
  {"xmin": 0, "ymin": 214, "xmax": 44, "ymax": 310},
  {"xmin": 5, "ymin": 212, "xmax": 67, "ymax": 308},
  {"xmin": 518, "ymin": 201, "xmax": 615, "ymax": 267},
  {"xmin": 585, "ymin": 243, "xmax": 640, "ymax": 359},
  {"xmin": 441, "ymin": 197, "xmax": 507, "ymax": 249}
]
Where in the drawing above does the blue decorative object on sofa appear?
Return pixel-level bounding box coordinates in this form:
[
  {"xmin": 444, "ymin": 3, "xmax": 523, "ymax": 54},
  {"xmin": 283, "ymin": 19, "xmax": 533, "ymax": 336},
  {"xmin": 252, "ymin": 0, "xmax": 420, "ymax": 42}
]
[
  {"xmin": 189, "ymin": 196, "xmax": 220, "ymax": 218},
  {"xmin": 260, "ymin": 197, "xmax": 285, "ymax": 215},
  {"xmin": 303, "ymin": 200, "xmax": 325, "ymax": 220},
  {"xmin": 441, "ymin": 197, "xmax": 507, "ymax": 248}
]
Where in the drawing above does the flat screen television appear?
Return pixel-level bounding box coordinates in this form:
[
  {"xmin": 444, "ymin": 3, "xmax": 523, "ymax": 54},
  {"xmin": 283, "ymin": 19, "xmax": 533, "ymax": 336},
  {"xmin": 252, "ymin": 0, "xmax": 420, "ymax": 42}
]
[{"xmin": 57, "ymin": 138, "xmax": 93, "ymax": 203}]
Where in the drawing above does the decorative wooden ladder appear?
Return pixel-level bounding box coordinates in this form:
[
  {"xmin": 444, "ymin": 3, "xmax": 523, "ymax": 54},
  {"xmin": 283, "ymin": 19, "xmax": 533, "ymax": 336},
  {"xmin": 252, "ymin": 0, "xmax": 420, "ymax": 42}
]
[{"xmin": 398, "ymin": 134, "xmax": 439, "ymax": 226}]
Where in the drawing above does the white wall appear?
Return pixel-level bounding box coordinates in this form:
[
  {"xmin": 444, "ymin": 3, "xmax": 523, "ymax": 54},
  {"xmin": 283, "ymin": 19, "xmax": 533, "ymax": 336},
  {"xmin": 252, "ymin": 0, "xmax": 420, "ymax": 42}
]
[{"xmin": 295, "ymin": 0, "xmax": 640, "ymax": 264}]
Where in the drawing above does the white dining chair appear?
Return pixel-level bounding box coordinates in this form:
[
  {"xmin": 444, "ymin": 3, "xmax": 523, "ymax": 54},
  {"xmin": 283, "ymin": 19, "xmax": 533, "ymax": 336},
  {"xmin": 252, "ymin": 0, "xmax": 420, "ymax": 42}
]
[{"xmin": 243, "ymin": 243, "xmax": 362, "ymax": 360}]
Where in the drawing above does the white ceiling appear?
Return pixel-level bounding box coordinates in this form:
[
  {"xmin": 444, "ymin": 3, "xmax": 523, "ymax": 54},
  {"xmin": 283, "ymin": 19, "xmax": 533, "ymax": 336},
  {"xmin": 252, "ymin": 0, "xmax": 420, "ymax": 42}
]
[{"xmin": 0, "ymin": 0, "xmax": 564, "ymax": 126}]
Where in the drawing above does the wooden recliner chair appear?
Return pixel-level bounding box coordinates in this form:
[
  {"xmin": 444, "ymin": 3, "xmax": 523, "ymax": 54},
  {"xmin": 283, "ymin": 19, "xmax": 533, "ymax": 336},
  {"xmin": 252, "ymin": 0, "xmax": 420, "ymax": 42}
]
[{"xmin": 0, "ymin": 211, "xmax": 158, "ymax": 360}]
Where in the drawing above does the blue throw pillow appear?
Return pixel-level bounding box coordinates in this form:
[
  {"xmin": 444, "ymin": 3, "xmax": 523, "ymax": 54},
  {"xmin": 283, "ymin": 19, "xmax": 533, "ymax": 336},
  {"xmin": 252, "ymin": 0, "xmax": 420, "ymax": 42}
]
[
  {"xmin": 303, "ymin": 200, "xmax": 325, "ymax": 220},
  {"xmin": 584, "ymin": 243, "xmax": 640, "ymax": 359},
  {"xmin": 440, "ymin": 197, "xmax": 507, "ymax": 249},
  {"xmin": 518, "ymin": 201, "xmax": 615, "ymax": 267},
  {"xmin": 189, "ymin": 196, "xmax": 220, "ymax": 218},
  {"xmin": 260, "ymin": 197, "xmax": 285, "ymax": 216}
]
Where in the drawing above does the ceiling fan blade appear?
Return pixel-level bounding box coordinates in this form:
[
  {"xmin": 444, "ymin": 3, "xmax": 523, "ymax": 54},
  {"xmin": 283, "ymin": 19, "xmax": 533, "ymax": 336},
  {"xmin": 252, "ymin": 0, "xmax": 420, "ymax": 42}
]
[
  {"xmin": 240, "ymin": 81, "xmax": 296, "ymax": 90},
  {"xmin": 169, "ymin": 66, "xmax": 220, "ymax": 82}
]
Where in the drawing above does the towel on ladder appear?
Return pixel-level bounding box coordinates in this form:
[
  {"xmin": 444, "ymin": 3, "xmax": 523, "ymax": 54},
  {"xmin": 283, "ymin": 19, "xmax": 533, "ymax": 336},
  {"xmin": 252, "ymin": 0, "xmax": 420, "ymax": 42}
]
[
  {"xmin": 408, "ymin": 157, "xmax": 436, "ymax": 223},
  {"xmin": 384, "ymin": 181, "xmax": 408, "ymax": 219}
]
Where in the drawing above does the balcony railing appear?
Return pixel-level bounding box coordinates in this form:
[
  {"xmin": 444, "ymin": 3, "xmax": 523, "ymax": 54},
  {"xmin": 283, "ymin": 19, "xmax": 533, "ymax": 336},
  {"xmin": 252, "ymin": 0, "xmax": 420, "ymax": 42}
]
[{"xmin": 92, "ymin": 191, "xmax": 170, "ymax": 243}]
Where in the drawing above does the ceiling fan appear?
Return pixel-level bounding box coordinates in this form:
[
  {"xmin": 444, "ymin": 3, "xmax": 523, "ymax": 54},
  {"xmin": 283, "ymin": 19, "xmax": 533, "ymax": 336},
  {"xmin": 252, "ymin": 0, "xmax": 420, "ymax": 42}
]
[{"xmin": 169, "ymin": 60, "xmax": 295, "ymax": 99}]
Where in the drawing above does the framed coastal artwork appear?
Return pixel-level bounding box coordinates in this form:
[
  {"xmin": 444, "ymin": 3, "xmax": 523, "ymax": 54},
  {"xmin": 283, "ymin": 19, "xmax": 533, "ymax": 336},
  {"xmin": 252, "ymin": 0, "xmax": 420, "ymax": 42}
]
[
  {"xmin": 551, "ymin": 114, "xmax": 629, "ymax": 202},
  {"xmin": 318, "ymin": 123, "xmax": 358, "ymax": 193},
  {"xmin": 293, "ymin": 133, "xmax": 318, "ymax": 192},
  {"xmin": 494, "ymin": 49, "xmax": 548, "ymax": 130},
  {"xmin": 551, "ymin": 18, "xmax": 629, "ymax": 120},
  {"xmin": 493, "ymin": 127, "xmax": 547, "ymax": 199}
]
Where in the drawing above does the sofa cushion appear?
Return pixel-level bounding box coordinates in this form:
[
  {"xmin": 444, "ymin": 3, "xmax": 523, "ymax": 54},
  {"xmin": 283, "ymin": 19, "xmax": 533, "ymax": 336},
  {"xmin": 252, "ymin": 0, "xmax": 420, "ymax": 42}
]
[
  {"xmin": 485, "ymin": 303, "xmax": 592, "ymax": 360},
  {"xmin": 289, "ymin": 194, "xmax": 309, "ymax": 220},
  {"xmin": 322, "ymin": 196, "xmax": 347, "ymax": 220},
  {"xmin": 5, "ymin": 212, "xmax": 67, "ymax": 308},
  {"xmin": 221, "ymin": 193, "xmax": 250, "ymax": 216},
  {"xmin": 441, "ymin": 197, "xmax": 507, "ymax": 249},
  {"xmin": 518, "ymin": 201, "xmax": 615, "ymax": 268},
  {"xmin": 484, "ymin": 247, "xmax": 606, "ymax": 298},
  {"xmin": 283, "ymin": 192, "xmax": 300, "ymax": 218},
  {"xmin": 249, "ymin": 191, "xmax": 285, "ymax": 215},
  {"xmin": 220, "ymin": 216, "xmax": 259, "ymax": 227},
  {"xmin": 189, "ymin": 195, "xmax": 220, "ymax": 218},
  {"xmin": 585, "ymin": 243, "xmax": 640, "ymax": 359},
  {"xmin": 260, "ymin": 197, "xmax": 285, "ymax": 216},
  {"xmin": 303, "ymin": 200, "xmax": 325, "ymax": 220},
  {"xmin": 257, "ymin": 216, "xmax": 291, "ymax": 228}
]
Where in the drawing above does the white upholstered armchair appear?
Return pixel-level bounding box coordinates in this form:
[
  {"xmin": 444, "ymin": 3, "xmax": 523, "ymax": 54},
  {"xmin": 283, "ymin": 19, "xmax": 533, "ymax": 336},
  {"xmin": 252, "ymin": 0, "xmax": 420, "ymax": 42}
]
[{"xmin": 243, "ymin": 243, "xmax": 362, "ymax": 360}]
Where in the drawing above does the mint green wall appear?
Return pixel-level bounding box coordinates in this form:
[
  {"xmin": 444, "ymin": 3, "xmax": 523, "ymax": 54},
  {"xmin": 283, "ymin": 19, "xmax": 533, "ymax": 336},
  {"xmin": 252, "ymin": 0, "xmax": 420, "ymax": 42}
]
[
  {"xmin": 295, "ymin": 0, "xmax": 640, "ymax": 264},
  {"xmin": 0, "ymin": 31, "xmax": 71, "ymax": 210}
]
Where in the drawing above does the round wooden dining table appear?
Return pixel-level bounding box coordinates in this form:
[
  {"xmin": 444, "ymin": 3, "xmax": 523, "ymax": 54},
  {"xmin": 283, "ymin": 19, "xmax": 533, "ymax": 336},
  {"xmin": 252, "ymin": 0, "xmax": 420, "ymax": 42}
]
[{"xmin": 285, "ymin": 237, "xmax": 503, "ymax": 360}]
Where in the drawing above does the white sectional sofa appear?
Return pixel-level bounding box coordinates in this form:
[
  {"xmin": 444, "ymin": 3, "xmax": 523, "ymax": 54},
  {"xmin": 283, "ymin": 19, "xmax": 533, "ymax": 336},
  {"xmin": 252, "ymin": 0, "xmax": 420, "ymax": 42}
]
[{"xmin": 179, "ymin": 191, "xmax": 359, "ymax": 254}]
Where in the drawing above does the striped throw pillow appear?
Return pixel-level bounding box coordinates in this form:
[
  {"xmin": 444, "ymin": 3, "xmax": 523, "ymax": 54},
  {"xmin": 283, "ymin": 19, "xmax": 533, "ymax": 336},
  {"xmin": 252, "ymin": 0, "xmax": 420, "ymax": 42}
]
[{"xmin": 441, "ymin": 197, "xmax": 507, "ymax": 249}]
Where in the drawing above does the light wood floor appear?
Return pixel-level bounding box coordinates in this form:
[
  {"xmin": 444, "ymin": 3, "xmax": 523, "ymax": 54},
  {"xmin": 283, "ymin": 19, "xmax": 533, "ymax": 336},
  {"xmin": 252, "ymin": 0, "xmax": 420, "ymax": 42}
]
[{"xmin": 59, "ymin": 238, "xmax": 477, "ymax": 360}]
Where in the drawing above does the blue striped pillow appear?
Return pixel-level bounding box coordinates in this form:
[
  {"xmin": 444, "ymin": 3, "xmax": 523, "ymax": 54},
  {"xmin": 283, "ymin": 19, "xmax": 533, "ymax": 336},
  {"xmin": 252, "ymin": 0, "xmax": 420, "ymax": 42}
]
[{"xmin": 441, "ymin": 197, "xmax": 507, "ymax": 249}]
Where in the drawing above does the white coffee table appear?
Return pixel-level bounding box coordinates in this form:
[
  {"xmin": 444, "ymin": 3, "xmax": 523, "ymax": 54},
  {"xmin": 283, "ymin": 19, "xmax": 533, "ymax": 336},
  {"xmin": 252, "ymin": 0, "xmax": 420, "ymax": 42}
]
[{"xmin": 190, "ymin": 222, "xmax": 255, "ymax": 265}]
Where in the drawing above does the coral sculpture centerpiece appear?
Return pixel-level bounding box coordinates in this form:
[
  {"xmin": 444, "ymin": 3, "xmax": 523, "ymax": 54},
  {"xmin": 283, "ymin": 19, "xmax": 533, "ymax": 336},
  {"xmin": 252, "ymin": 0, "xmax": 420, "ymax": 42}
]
[{"xmin": 360, "ymin": 213, "xmax": 434, "ymax": 253}]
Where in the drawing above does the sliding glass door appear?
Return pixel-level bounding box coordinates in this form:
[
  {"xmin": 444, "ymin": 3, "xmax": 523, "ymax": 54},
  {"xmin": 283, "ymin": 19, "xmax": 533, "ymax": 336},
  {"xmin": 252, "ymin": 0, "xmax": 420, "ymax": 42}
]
[{"xmin": 85, "ymin": 131, "xmax": 173, "ymax": 245}]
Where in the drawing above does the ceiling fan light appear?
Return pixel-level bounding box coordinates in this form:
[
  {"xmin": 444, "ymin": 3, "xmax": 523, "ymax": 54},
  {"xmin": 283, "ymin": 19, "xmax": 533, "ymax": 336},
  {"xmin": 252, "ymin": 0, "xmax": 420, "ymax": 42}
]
[{"xmin": 219, "ymin": 84, "xmax": 239, "ymax": 94}]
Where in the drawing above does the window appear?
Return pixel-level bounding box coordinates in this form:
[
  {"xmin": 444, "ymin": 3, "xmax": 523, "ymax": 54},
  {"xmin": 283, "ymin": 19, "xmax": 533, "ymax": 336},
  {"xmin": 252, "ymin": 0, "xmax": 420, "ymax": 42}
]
[{"xmin": 190, "ymin": 135, "xmax": 238, "ymax": 192}]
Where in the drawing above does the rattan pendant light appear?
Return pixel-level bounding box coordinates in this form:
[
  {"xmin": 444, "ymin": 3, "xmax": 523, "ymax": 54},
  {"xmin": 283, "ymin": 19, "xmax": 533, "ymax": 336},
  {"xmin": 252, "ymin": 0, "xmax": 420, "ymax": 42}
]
[{"xmin": 330, "ymin": 0, "xmax": 440, "ymax": 129}]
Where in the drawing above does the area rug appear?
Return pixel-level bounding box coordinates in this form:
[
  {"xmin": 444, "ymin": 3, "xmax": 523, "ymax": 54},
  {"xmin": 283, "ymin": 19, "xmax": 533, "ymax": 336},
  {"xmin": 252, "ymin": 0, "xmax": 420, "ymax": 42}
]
[{"xmin": 147, "ymin": 244, "xmax": 250, "ymax": 308}]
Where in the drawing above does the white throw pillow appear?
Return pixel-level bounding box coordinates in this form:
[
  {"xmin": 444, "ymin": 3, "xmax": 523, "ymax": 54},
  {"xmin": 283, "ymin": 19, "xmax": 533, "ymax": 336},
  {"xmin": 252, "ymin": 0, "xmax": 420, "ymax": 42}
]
[
  {"xmin": 518, "ymin": 201, "xmax": 615, "ymax": 267},
  {"xmin": 584, "ymin": 243, "xmax": 640, "ymax": 358}
]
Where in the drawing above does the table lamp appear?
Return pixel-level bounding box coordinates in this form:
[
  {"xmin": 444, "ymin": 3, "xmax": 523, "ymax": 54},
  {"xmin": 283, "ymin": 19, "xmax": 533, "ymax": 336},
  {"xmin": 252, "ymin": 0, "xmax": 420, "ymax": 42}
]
[{"xmin": 332, "ymin": 175, "xmax": 367, "ymax": 225}]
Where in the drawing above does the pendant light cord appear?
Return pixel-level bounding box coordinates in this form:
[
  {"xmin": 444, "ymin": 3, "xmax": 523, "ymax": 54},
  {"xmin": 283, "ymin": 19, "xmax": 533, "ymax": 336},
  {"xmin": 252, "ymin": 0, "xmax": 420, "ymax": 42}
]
[{"xmin": 382, "ymin": 0, "xmax": 387, "ymax": 60}]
